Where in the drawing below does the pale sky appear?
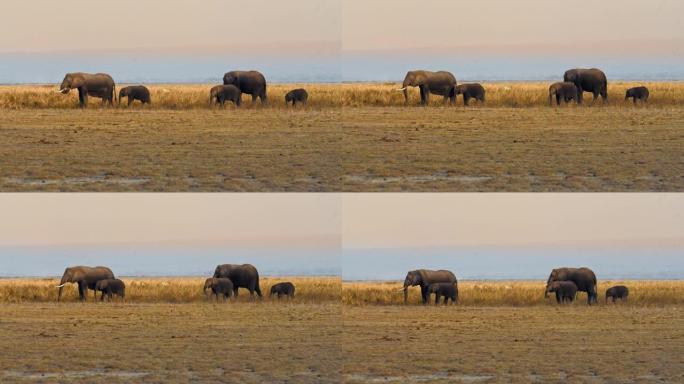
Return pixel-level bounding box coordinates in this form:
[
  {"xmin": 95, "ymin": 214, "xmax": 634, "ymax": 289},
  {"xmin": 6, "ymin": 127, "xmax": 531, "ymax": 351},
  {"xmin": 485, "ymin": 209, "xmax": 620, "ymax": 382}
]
[
  {"xmin": 0, "ymin": 0, "xmax": 341, "ymax": 53},
  {"xmin": 343, "ymin": 0, "xmax": 684, "ymax": 53},
  {"xmin": 343, "ymin": 194, "xmax": 684, "ymax": 249},
  {"xmin": 0, "ymin": 194, "xmax": 340, "ymax": 248}
]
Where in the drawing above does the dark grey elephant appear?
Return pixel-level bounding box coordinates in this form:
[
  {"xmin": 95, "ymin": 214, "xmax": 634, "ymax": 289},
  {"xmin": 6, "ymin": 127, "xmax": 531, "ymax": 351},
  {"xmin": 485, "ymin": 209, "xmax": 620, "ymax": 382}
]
[
  {"xmin": 605, "ymin": 285, "xmax": 629, "ymax": 303},
  {"xmin": 452, "ymin": 83, "xmax": 485, "ymax": 106},
  {"xmin": 563, "ymin": 68, "xmax": 608, "ymax": 104},
  {"xmin": 223, "ymin": 70, "xmax": 267, "ymax": 104},
  {"xmin": 548, "ymin": 82, "xmax": 579, "ymax": 106},
  {"xmin": 285, "ymin": 89, "xmax": 308, "ymax": 106},
  {"xmin": 269, "ymin": 282, "xmax": 295, "ymax": 299},
  {"xmin": 546, "ymin": 281, "xmax": 577, "ymax": 304},
  {"xmin": 625, "ymin": 87, "xmax": 649, "ymax": 104},
  {"xmin": 203, "ymin": 277, "xmax": 234, "ymax": 302},
  {"xmin": 213, "ymin": 263, "xmax": 262, "ymax": 298},
  {"xmin": 545, "ymin": 267, "xmax": 598, "ymax": 305},
  {"xmin": 94, "ymin": 279, "xmax": 126, "ymax": 302},
  {"xmin": 425, "ymin": 283, "xmax": 458, "ymax": 305},
  {"xmin": 56, "ymin": 266, "xmax": 115, "ymax": 302},
  {"xmin": 59, "ymin": 72, "xmax": 116, "ymax": 108},
  {"xmin": 403, "ymin": 269, "xmax": 458, "ymax": 304},
  {"xmin": 209, "ymin": 85, "xmax": 241, "ymax": 107},
  {"xmin": 119, "ymin": 86, "xmax": 151, "ymax": 106},
  {"xmin": 398, "ymin": 70, "xmax": 457, "ymax": 105}
]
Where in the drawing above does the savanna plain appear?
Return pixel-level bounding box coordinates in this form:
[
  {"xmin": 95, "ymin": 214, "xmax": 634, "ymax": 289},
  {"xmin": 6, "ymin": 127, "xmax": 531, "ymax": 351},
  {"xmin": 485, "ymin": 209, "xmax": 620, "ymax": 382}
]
[
  {"xmin": 1, "ymin": 82, "xmax": 683, "ymax": 191},
  {"xmin": 1, "ymin": 279, "xmax": 682, "ymax": 382},
  {"xmin": 0, "ymin": 277, "xmax": 341, "ymax": 383}
]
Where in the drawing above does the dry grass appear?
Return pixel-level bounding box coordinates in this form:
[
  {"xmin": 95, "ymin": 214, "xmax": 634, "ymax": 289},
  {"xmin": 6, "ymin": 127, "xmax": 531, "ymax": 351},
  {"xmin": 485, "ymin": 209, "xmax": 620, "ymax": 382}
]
[
  {"xmin": 343, "ymin": 305, "xmax": 684, "ymax": 383},
  {"xmin": 343, "ymin": 280, "xmax": 684, "ymax": 306},
  {"xmin": 1, "ymin": 82, "xmax": 682, "ymax": 109},
  {"xmin": 0, "ymin": 277, "xmax": 340, "ymax": 304},
  {"xmin": 0, "ymin": 303, "xmax": 341, "ymax": 383}
]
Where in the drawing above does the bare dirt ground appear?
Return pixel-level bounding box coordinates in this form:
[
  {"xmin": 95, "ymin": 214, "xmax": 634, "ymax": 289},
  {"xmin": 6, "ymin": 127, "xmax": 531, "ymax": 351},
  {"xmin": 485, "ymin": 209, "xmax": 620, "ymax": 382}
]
[
  {"xmin": 0, "ymin": 303, "xmax": 341, "ymax": 383},
  {"xmin": 342, "ymin": 305, "xmax": 684, "ymax": 383}
]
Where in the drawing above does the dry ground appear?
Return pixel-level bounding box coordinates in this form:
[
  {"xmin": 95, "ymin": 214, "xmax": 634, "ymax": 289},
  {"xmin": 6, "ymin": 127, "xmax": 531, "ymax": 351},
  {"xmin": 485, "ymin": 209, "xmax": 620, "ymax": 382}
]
[
  {"xmin": 1, "ymin": 83, "xmax": 683, "ymax": 191},
  {"xmin": 342, "ymin": 305, "xmax": 684, "ymax": 383},
  {"xmin": 0, "ymin": 303, "xmax": 341, "ymax": 384}
]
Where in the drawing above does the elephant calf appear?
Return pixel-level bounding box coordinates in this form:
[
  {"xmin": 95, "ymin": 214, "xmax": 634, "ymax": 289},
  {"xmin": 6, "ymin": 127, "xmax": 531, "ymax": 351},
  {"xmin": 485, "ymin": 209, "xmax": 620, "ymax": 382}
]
[
  {"xmin": 453, "ymin": 83, "xmax": 485, "ymax": 106},
  {"xmin": 269, "ymin": 282, "xmax": 295, "ymax": 299},
  {"xmin": 549, "ymin": 82, "xmax": 578, "ymax": 106},
  {"xmin": 285, "ymin": 89, "xmax": 308, "ymax": 106},
  {"xmin": 625, "ymin": 86, "xmax": 649, "ymax": 104},
  {"xmin": 546, "ymin": 281, "xmax": 577, "ymax": 304},
  {"xmin": 605, "ymin": 285, "xmax": 629, "ymax": 303},
  {"xmin": 94, "ymin": 279, "xmax": 125, "ymax": 302},
  {"xmin": 425, "ymin": 283, "xmax": 458, "ymax": 305},
  {"xmin": 119, "ymin": 86, "xmax": 151, "ymax": 106},
  {"xmin": 204, "ymin": 278, "xmax": 234, "ymax": 302},
  {"xmin": 210, "ymin": 85, "xmax": 241, "ymax": 107}
]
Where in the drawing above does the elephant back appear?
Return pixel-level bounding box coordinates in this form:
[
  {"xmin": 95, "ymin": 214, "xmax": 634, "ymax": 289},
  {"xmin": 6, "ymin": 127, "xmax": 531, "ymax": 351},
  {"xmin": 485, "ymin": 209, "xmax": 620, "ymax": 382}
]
[{"xmin": 419, "ymin": 269, "xmax": 457, "ymax": 285}]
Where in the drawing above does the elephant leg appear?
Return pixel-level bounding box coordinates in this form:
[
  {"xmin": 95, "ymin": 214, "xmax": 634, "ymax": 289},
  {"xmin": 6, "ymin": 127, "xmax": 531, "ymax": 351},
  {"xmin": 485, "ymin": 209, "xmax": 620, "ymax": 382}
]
[
  {"xmin": 464, "ymin": 95, "xmax": 470, "ymax": 106},
  {"xmin": 77, "ymin": 89, "xmax": 87, "ymax": 108},
  {"xmin": 556, "ymin": 94, "xmax": 562, "ymax": 106},
  {"xmin": 420, "ymin": 286, "xmax": 427, "ymax": 304},
  {"xmin": 233, "ymin": 287, "xmax": 239, "ymax": 297},
  {"xmin": 555, "ymin": 292, "xmax": 561, "ymax": 304},
  {"xmin": 251, "ymin": 94, "xmax": 257, "ymax": 104},
  {"xmin": 128, "ymin": 98, "xmax": 133, "ymax": 107}
]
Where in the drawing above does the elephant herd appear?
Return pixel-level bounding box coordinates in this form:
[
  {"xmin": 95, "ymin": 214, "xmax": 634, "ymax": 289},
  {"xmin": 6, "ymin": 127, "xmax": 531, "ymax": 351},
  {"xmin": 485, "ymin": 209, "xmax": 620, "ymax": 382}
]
[
  {"xmin": 55, "ymin": 264, "xmax": 295, "ymax": 302},
  {"xmin": 404, "ymin": 267, "xmax": 629, "ymax": 305},
  {"xmin": 400, "ymin": 68, "xmax": 649, "ymax": 107},
  {"xmin": 58, "ymin": 70, "xmax": 308, "ymax": 108}
]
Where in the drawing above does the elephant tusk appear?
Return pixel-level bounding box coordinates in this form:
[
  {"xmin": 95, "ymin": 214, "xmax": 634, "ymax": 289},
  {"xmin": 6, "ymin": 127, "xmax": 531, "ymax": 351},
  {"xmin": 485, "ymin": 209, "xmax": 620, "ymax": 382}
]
[
  {"xmin": 55, "ymin": 283, "xmax": 67, "ymax": 288},
  {"xmin": 397, "ymin": 87, "xmax": 407, "ymax": 91}
]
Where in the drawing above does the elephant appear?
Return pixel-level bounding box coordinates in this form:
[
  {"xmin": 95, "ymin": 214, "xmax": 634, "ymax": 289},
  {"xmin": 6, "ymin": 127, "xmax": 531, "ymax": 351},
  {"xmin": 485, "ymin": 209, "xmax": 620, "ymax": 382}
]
[
  {"xmin": 213, "ymin": 263, "xmax": 262, "ymax": 298},
  {"xmin": 398, "ymin": 70, "xmax": 457, "ymax": 106},
  {"xmin": 451, "ymin": 83, "xmax": 485, "ymax": 106},
  {"xmin": 223, "ymin": 70, "xmax": 267, "ymax": 104},
  {"xmin": 605, "ymin": 285, "xmax": 629, "ymax": 303},
  {"xmin": 285, "ymin": 89, "xmax": 308, "ymax": 106},
  {"xmin": 59, "ymin": 72, "xmax": 116, "ymax": 108},
  {"xmin": 119, "ymin": 86, "xmax": 151, "ymax": 106},
  {"xmin": 403, "ymin": 269, "xmax": 458, "ymax": 304},
  {"xmin": 425, "ymin": 283, "xmax": 458, "ymax": 305},
  {"xmin": 545, "ymin": 267, "xmax": 598, "ymax": 305},
  {"xmin": 563, "ymin": 68, "xmax": 608, "ymax": 104},
  {"xmin": 94, "ymin": 279, "xmax": 126, "ymax": 302},
  {"xmin": 209, "ymin": 85, "xmax": 241, "ymax": 107},
  {"xmin": 625, "ymin": 86, "xmax": 649, "ymax": 104},
  {"xmin": 546, "ymin": 281, "xmax": 577, "ymax": 304},
  {"xmin": 203, "ymin": 278, "xmax": 234, "ymax": 302},
  {"xmin": 56, "ymin": 266, "xmax": 115, "ymax": 302},
  {"xmin": 548, "ymin": 82, "xmax": 579, "ymax": 106},
  {"xmin": 269, "ymin": 282, "xmax": 295, "ymax": 299}
]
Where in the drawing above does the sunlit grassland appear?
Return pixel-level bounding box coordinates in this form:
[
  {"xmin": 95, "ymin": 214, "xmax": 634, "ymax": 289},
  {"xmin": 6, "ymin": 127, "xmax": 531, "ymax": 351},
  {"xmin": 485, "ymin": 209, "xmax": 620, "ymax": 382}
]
[{"xmin": 343, "ymin": 280, "xmax": 684, "ymax": 306}]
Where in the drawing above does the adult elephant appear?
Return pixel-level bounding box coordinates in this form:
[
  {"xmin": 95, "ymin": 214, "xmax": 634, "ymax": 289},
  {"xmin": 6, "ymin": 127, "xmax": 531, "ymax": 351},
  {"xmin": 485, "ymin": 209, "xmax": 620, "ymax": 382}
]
[
  {"xmin": 56, "ymin": 266, "xmax": 115, "ymax": 302},
  {"xmin": 399, "ymin": 70, "xmax": 457, "ymax": 106},
  {"xmin": 59, "ymin": 72, "xmax": 116, "ymax": 108},
  {"xmin": 563, "ymin": 68, "xmax": 608, "ymax": 104},
  {"xmin": 545, "ymin": 267, "xmax": 598, "ymax": 305},
  {"xmin": 403, "ymin": 269, "xmax": 457, "ymax": 304},
  {"xmin": 223, "ymin": 70, "xmax": 267, "ymax": 104},
  {"xmin": 213, "ymin": 263, "xmax": 262, "ymax": 298}
]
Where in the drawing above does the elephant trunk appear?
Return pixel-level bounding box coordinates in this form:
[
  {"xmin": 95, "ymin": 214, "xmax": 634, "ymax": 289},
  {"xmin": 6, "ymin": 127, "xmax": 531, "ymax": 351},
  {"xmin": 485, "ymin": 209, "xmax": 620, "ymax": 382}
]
[
  {"xmin": 402, "ymin": 86, "xmax": 409, "ymax": 104},
  {"xmin": 403, "ymin": 281, "xmax": 410, "ymax": 304}
]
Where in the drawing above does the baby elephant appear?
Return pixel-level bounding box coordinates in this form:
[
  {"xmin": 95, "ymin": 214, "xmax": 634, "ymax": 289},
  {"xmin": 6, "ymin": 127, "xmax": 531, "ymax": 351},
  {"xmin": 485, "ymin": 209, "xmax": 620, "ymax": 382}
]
[
  {"xmin": 546, "ymin": 281, "xmax": 577, "ymax": 304},
  {"xmin": 269, "ymin": 282, "xmax": 295, "ymax": 299},
  {"xmin": 425, "ymin": 283, "xmax": 458, "ymax": 305},
  {"xmin": 94, "ymin": 279, "xmax": 126, "ymax": 302},
  {"xmin": 119, "ymin": 85, "xmax": 151, "ymax": 106},
  {"xmin": 625, "ymin": 86, "xmax": 649, "ymax": 104},
  {"xmin": 203, "ymin": 278, "xmax": 234, "ymax": 302},
  {"xmin": 210, "ymin": 85, "xmax": 241, "ymax": 107},
  {"xmin": 285, "ymin": 88, "xmax": 308, "ymax": 106},
  {"xmin": 453, "ymin": 83, "xmax": 485, "ymax": 106},
  {"xmin": 605, "ymin": 285, "xmax": 629, "ymax": 303},
  {"xmin": 549, "ymin": 82, "xmax": 578, "ymax": 106}
]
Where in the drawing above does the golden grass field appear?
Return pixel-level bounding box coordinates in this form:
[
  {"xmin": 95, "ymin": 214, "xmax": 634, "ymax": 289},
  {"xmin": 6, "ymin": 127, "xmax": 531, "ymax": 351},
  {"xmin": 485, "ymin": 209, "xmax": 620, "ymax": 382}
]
[
  {"xmin": 1, "ymin": 82, "xmax": 683, "ymax": 191},
  {"xmin": 0, "ymin": 276, "xmax": 340, "ymax": 304},
  {"xmin": 343, "ymin": 280, "xmax": 684, "ymax": 306}
]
